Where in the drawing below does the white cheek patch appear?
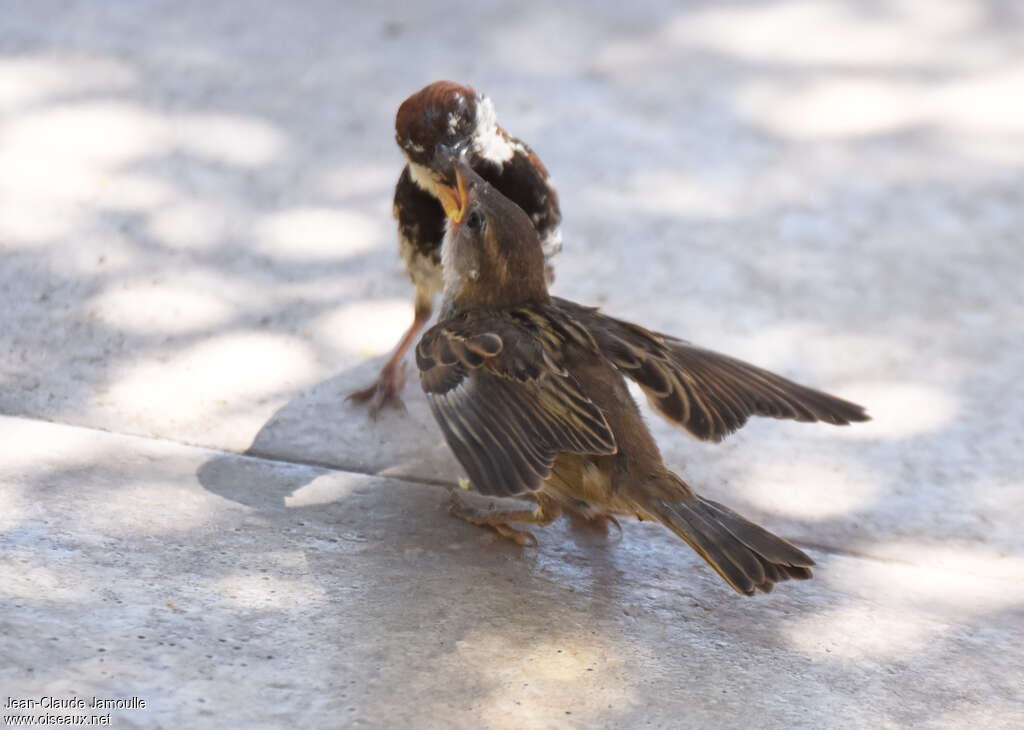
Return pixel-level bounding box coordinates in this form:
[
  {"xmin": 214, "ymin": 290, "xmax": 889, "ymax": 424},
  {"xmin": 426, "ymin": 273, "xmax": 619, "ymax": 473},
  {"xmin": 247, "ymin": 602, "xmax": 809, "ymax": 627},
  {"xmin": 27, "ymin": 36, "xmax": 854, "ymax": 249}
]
[
  {"xmin": 408, "ymin": 161, "xmax": 445, "ymax": 198},
  {"xmin": 540, "ymin": 228, "xmax": 563, "ymax": 259},
  {"xmin": 472, "ymin": 97, "xmax": 516, "ymax": 164}
]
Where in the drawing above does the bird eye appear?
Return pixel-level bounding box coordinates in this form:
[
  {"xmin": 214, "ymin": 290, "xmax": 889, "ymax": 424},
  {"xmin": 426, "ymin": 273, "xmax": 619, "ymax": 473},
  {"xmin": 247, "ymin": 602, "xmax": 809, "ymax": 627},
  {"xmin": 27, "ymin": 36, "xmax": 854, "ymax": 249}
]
[{"xmin": 466, "ymin": 210, "xmax": 485, "ymax": 232}]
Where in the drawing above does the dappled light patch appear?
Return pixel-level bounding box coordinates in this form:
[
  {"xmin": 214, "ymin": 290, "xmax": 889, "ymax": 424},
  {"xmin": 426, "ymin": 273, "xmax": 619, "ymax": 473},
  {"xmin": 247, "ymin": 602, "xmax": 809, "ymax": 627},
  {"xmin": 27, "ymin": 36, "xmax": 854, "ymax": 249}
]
[
  {"xmin": 313, "ymin": 298, "xmax": 414, "ymax": 356},
  {"xmin": 447, "ymin": 629, "xmax": 636, "ymax": 727},
  {"xmin": 588, "ymin": 170, "xmax": 738, "ymax": 219},
  {"xmin": 0, "ymin": 549, "xmax": 96, "ymax": 603},
  {"xmin": 284, "ymin": 472, "xmax": 365, "ymax": 508},
  {"xmin": 174, "ymin": 113, "xmax": 288, "ymax": 167},
  {"xmin": 783, "ymin": 603, "xmax": 936, "ymax": 660},
  {"xmin": 0, "ymin": 56, "xmax": 137, "ymax": 110},
  {"xmin": 736, "ymin": 458, "xmax": 881, "ymax": 521},
  {"xmin": 0, "ymin": 101, "xmax": 286, "ymax": 247},
  {"xmin": 211, "ymin": 568, "xmax": 329, "ymax": 612},
  {"xmin": 107, "ymin": 332, "xmax": 319, "ymax": 427},
  {"xmin": 317, "ymin": 162, "xmax": 399, "ymax": 199},
  {"xmin": 90, "ymin": 281, "xmax": 234, "ymax": 334},
  {"xmin": 73, "ymin": 482, "xmax": 228, "ymax": 536},
  {"xmin": 840, "ymin": 541, "xmax": 1024, "ymax": 588},
  {"xmin": 739, "ymin": 63, "xmax": 1024, "ymax": 140},
  {"xmin": 600, "ymin": 0, "xmax": 987, "ymax": 69},
  {"xmin": 740, "ymin": 78, "xmax": 923, "ymax": 138},
  {"xmin": 834, "ymin": 382, "xmax": 960, "ymax": 440},
  {"xmin": 146, "ymin": 199, "xmax": 237, "ymax": 250},
  {"xmin": 254, "ymin": 206, "xmax": 382, "ymax": 261}
]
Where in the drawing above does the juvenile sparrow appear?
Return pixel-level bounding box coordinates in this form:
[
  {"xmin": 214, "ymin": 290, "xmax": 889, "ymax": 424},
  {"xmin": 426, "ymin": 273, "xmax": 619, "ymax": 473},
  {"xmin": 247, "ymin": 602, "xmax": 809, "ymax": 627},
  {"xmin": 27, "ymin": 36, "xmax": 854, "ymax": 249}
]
[
  {"xmin": 416, "ymin": 161, "xmax": 869, "ymax": 596},
  {"xmin": 348, "ymin": 81, "xmax": 562, "ymax": 415}
]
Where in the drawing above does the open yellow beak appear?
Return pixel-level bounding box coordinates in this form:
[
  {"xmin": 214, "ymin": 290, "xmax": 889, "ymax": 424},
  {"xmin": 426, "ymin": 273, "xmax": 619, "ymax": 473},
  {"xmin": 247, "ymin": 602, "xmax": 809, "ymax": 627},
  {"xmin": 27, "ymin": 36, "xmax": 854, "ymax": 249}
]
[{"xmin": 437, "ymin": 165, "xmax": 468, "ymax": 223}]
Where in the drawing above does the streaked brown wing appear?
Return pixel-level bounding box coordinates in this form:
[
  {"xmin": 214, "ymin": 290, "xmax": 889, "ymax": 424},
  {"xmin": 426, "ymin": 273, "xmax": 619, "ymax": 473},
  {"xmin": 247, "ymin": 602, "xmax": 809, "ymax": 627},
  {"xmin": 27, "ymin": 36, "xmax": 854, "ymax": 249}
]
[
  {"xmin": 416, "ymin": 314, "xmax": 616, "ymax": 496},
  {"xmin": 551, "ymin": 298, "xmax": 869, "ymax": 443}
]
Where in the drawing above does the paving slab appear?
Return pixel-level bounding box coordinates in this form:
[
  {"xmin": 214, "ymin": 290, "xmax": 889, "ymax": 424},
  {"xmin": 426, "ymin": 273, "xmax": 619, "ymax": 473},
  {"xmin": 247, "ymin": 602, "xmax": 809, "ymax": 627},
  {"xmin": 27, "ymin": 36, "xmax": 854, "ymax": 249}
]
[{"xmin": 2, "ymin": 416, "xmax": 1023, "ymax": 729}]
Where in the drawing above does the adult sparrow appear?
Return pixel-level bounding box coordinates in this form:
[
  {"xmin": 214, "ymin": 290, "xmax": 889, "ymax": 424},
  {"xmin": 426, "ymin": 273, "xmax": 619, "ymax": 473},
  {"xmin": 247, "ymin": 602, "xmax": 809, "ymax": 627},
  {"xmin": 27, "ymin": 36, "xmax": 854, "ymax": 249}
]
[
  {"xmin": 348, "ymin": 81, "xmax": 561, "ymax": 415},
  {"xmin": 415, "ymin": 161, "xmax": 869, "ymax": 595}
]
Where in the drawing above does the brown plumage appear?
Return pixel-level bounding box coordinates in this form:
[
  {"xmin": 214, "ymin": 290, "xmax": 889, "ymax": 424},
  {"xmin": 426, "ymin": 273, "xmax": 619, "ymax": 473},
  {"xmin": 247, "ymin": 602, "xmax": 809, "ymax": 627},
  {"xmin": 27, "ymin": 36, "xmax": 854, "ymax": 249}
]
[
  {"xmin": 416, "ymin": 160, "xmax": 870, "ymax": 596},
  {"xmin": 348, "ymin": 81, "xmax": 562, "ymax": 415}
]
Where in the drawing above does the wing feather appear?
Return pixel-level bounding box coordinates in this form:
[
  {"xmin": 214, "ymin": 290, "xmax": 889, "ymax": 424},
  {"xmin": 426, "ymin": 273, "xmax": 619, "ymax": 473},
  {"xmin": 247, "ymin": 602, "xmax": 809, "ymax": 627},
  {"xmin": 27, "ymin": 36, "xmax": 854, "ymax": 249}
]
[
  {"xmin": 417, "ymin": 312, "xmax": 616, "ymax": 496},
  {"xmin": 550, "ymin": 297, "xmax": 869, "ymax": 442}
]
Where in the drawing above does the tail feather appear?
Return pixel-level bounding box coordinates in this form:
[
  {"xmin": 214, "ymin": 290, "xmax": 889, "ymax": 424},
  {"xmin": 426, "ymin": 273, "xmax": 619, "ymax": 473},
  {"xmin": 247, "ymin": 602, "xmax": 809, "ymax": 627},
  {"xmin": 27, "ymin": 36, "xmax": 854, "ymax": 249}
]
[
  {"xmin": 641, "ymin": 477, "xmax": 814, "ymax": 596},
  {"xmin": 666, "ymin": 499, "xmax": 767, "ymax": 591},
  {"xmin": 699, "ymin": 497, "xmax": 813, "ymax": 570}
]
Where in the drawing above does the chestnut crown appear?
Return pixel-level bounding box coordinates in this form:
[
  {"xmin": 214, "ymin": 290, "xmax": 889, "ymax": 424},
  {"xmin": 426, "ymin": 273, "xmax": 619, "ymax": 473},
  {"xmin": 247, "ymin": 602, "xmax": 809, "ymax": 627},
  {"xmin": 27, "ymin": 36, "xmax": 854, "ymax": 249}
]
[{"xmin": 395, "ymin": 81, "xmax": 479, "ymax": 168}]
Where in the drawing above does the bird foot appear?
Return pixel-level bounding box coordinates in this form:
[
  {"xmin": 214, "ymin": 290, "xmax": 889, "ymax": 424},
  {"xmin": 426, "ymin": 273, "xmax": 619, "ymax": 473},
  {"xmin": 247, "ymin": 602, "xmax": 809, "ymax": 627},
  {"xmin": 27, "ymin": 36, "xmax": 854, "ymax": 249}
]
[
  {"xmin": 564, "ymin": 502, "xmax": 623, "ymax": 538},
  {"xmin": 490, "ymin": 524, "xmax": 539, "ymax": 547},
  {"xmin": 346, "ymin": 361, "xmax": 408, "ymax": 418},
  {"xmin": 447, "ymin": 490, "xmax": 540, "ymax": 547},
  {"xmin": 576, "ymin": 513, "xmax": 623, "ymax": 535}
]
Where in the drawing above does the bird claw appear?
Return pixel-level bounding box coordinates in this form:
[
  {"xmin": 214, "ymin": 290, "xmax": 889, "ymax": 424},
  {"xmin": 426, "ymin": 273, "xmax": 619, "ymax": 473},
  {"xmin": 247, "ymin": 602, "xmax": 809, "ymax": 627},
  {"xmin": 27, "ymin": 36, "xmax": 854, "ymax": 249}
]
[
  {"xmin": 492, "ymin": 524, "xmax": 538, "ymax": 547},
  {"xmin": 346, "ymin": 361, "xmax": 408, "ymax": 418},
  {"xmin": 447, "ymin": 490, "xmax": 539, "ymax": 547},
  {"xmin": 599, "ymin": 514, "xmax": 623, "ymax": 535},
  {"xmin": 566, "ymin": 505, "xmax": 623, "ymax": 539}
]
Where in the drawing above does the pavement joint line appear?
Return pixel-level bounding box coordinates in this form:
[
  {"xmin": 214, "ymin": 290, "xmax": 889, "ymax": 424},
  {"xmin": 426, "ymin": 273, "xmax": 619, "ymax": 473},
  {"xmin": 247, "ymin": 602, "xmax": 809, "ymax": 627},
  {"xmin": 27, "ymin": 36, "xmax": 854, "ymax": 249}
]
[
  {"xmin": 4, "ymin": 413, "xmax": 1018, "ymax": 584},
  {"xmin": 0, "ymin": 411, "xmax": 462, "ymax": 488}
]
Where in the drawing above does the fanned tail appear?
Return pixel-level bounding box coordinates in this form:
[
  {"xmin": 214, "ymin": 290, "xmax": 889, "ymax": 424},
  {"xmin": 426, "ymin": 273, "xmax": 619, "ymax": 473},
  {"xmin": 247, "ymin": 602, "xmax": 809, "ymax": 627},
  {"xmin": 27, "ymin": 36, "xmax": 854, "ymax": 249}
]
[{"xmin": 640, "ymin": 472, "xmax": 814, "ymax": 595}]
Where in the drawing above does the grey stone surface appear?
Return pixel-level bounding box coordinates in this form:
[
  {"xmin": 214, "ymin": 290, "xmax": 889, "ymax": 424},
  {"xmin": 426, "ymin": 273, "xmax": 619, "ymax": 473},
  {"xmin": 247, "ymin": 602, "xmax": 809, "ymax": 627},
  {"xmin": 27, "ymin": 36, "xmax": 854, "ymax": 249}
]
[
  {"xmin": 2, "ymin": 0, "xmax": 1024, "ymax": 727},
  {"xmin": 3, "ymin": 417, "xmax": 1023, "ymax": 729}
]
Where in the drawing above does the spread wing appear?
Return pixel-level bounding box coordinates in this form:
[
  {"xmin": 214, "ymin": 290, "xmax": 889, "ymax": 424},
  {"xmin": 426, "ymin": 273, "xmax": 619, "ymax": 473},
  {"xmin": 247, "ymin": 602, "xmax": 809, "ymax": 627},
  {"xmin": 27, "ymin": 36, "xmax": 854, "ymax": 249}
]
[
  {"xmin": 551, "ymin": 298, "xmax": 869, "ymax": 443},
  {"xmin": 416, "ymin": 313, "xmax": 616, "ymax": 496}
]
